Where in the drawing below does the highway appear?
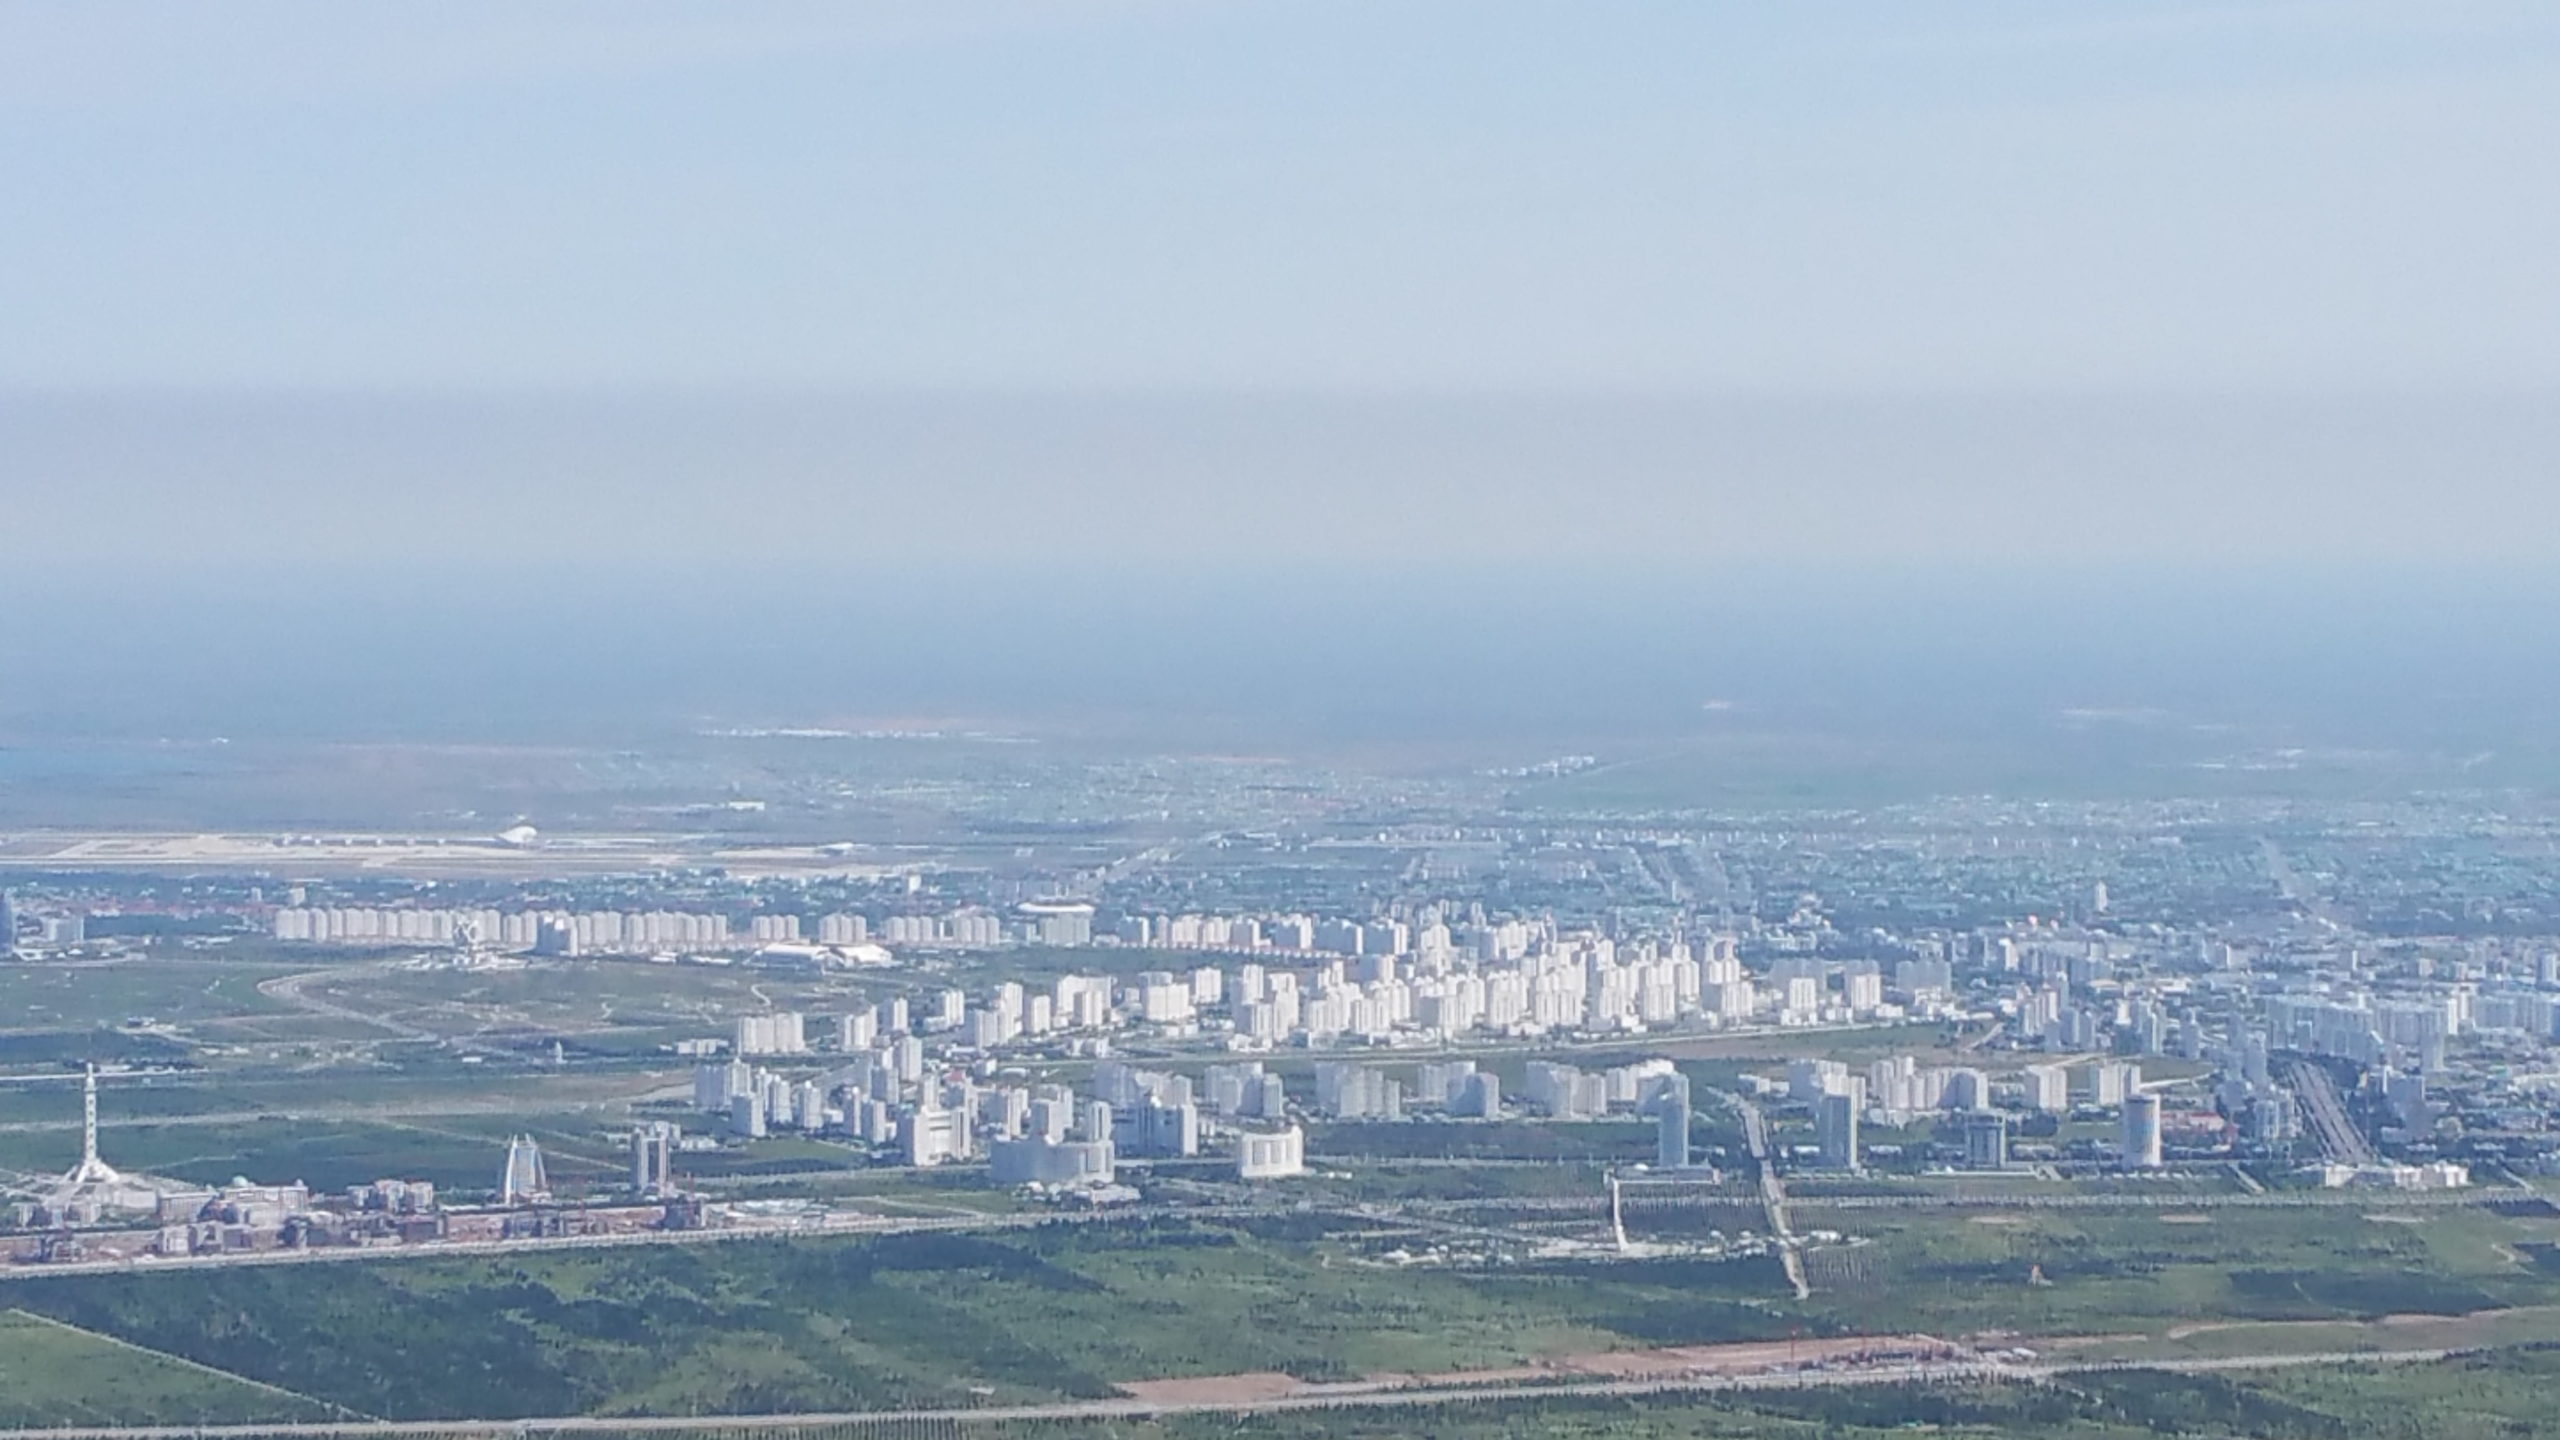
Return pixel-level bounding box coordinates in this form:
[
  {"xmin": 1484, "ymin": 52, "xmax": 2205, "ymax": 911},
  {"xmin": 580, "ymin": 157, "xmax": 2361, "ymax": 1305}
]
[
  {"xmin": 255, "ymin": 965, "xmax": 444, "ymax": 1045},
  {"xmin": 0, "ymin": 1347, "xmax": 2467, "ymax": 1440},
  {"xmin": 1732, "ymin": 1092, "xmax": 1810, "ymax": 1298},
  {"xmin": 2284, "ymin": 1057, "xmax": 2378, "ymax": 1166},
  {"xmin": 2260, "ymin": 837, "xmax": 2349, "ymax": 932}
]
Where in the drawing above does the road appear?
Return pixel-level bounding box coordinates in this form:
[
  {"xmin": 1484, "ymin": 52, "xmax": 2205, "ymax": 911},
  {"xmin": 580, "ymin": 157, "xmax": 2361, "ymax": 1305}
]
[
  {"xmin": 2261, "ymin": 837, "xmax": 2348, "ymax": 932},
  {"xmin": 1732, "ymin": 1092, "xmax": 1811, "ymax": 1299},
  {"xmin": 2284, "ymin": 1057, "xmax": 2377, "ymax": 1166},
  {"xmin": 255, "ymin": 965, "xmax": 443, "ymax": 1044},
  {"xmin": 0, "ymin": 1347, "xmax": 2467, "ymax": 1440}
]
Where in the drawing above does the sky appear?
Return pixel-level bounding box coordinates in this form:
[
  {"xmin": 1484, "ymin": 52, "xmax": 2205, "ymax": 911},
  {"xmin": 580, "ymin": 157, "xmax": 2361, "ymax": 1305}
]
[
  {"xmin": 2, "ymin": 1, "xmax": 2555, "ymax": 398},
  {"xmin": 3, "ymin": 1, "xmax": 2559, "ymax": 748}
]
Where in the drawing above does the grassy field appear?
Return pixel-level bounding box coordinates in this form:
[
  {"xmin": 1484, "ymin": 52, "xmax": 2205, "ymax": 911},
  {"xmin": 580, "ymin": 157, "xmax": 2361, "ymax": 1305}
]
[
  {"xmin": 14, "ymin": 1188, "xmax": 2560, "ymax": 1423},
  {"xmin": 0, "ymin": 1062, "xmax": 678, "ymax": 1124},
  {"xmin": 940, "ymin": 1351, "xmax": 2560, "ymax": 1438},
  {"xmin": 305, "ymin": 959, "xmax": 895, "ymax": 1043},
  {"xmin": 14, "ymin": 1202, "xmax": 2560, "ymax": 1431},
  {"xmin": 1778, "ymin": 1200, "xmax": 2560, "ymax": 1339},
  {"xmin": 0, "ymin": 957, "xmax": 307, "ymax": 1032},
  {"xmin": 0, "ymin": 1309, "xmax": 341, "ymax": 1427},
  {"xmin": 0, "ymin": 1219, "xmax": 1795, "ymax": 1419}
]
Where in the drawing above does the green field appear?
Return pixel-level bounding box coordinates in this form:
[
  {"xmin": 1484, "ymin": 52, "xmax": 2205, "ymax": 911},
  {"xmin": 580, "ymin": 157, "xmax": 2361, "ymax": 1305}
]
[
  {"xmin": 0, "ymin": 1114, "xmax": 620, "ymax": 1195},
  {"xmin": 0, "ymin": 958, "xmax": 307, "ymax": 1032},
  {"xmin": 11, "ymin": 1202, "xmax": 2560, "ymax": 1431},
  {"xmin": 0, "ymin": 1220, "xmax": 1793, "ymax": 1419},
  {"xmin": 17, "ymin": 1195, "xmax": 2560, "ymax": 1424},
  {"xmin": 0, "ymin": 1309, "xmax": 340, "ymax": 1427},
  {"xmin": 1778, "ymin": 1201, "xmax": 2560, "ymax": 1338},
  {"xmin": 303, "ymin": 959, "xmax": 891, "ymax": 1043},
  {"xmin": 951, "ymin": 1351, "xmax": 2560, "ymax": 1439}
]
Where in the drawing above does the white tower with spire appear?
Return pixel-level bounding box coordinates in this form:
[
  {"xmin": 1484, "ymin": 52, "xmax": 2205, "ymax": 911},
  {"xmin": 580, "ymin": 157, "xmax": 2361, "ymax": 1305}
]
[
  {"xmin": 499, "ymin": 1134, "xmax": 549, "ymax": 1205},
  {"xmin": 62, "ymin": 1064, "xmax": 125, "ymax": 1187}
]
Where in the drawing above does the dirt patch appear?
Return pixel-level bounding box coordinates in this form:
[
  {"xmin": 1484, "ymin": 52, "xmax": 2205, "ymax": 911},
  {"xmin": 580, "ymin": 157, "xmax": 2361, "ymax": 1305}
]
[
  {"xmin": 1462, "ymin": 1336, "xmax": 1958, "ymax": 1382},
  {"xmin": 2155, "ymin": 1306, "xmax": 2560, "ymax": 1347},
  {"xmin": 2030, "ymin": 1333, "xmax": 2152, "ymax": 1351},
  {"xmin": 1124, "ymin": 1337, "xmax": 1967, "ymax": 1401},
  {"xmin": 1118, "ymin": 1373, "xmax": 1313, "ymax": 1404}
]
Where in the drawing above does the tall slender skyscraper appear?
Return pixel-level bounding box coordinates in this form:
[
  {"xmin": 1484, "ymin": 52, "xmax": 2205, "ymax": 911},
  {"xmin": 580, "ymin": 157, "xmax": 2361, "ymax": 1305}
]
[
  {"xmin": 1654, "ymin": 1074, "xmax": 1692, "ymax": 1169},
  {"xmin": 1817, "ymin": 1083, "xmax": 1862, "ymax": 1171},
  {"xmin": 2122, "ymin": 1092, "xmax": 2164, "ymax": 1169},
  {"xmin": 63, "ymin": 1064, "xmax": 123, "ymax": 1186}
]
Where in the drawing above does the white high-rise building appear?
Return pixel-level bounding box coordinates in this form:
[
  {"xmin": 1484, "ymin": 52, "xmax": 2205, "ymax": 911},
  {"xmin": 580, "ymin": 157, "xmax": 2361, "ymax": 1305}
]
[
  {"xmin": 902, "ymin": 1101, "xmax": 972, "ymax": 1166},
  {"xmin": 1654, "ymin": 1073, "xmax": 1692, "ymax": 1169},
  {"xmin": 989, "ymin": 1134, "xmax": 1115, "ymax": 1186},
  {"xmin": 2122, "ymin": 1092, "xmax": 2165, "ymax": 1169},
  {"xmin": 1816, "ymin": 1084, "xmax": 1861, "ymax": 1171},
  {"xmin": 735, "ymin": 1012, "xmax": 808, "ymax": 1056},
  {"xmin": 2020, "ymin": 1063, "xmax": 2071, "ymax": 1113},
  {"xmin": 630, "ymin": 1122, "xmax": 677, "ymax": 1195},
  {"xmin": 838, "ymin": 1006, "xmax": 878, "ymax": 1052},
  {"xmin": 2082, "ymin": 1061, "xmax": 2141, "ymax": 1108}
]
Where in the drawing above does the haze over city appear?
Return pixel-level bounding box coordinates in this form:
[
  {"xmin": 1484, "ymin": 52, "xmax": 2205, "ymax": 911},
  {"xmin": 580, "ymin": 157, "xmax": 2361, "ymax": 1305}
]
[{"xmin": 5, "ymin": 6, "xmax": 2560, "ymax": 1440}]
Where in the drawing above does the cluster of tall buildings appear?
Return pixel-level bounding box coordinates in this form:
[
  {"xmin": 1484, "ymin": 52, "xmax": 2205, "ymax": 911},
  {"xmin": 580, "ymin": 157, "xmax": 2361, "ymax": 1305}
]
[
  {"xmin": 1518, "ymin": 1057, "xmax": 1682, "ymax": 1122},
  {"xmin": 0, "ymin": 891, "xmax": 82, "ymax": 952},
  {"xmin": 734, "ymin": 1013, "xmax": 812, "ymax": 1057},
  {"xmin": 891, "ymin": 934, "xmax": 1928, "ymax": 1054},
  {"xmin": 686, "ymin": 1019, "xmax": 1316, "ymax": 1183},
  {"xmin": 274, "ymin": 906, "xmax": 741, "ymax": 950},
  {"xmin": 270, "ymin": 905, "xmax": 902, "ymax": 962},
  {"xmin": 746, "ymin": 913, "xmax": 872, "ymax": 944},
  {"xmin": 696, "ymin": 1059, "xmax": 839, "ymax": 1139},
  {"xmin": 1774, "ymin": 1052, "xmax": 2158, "ymax": 1173}
]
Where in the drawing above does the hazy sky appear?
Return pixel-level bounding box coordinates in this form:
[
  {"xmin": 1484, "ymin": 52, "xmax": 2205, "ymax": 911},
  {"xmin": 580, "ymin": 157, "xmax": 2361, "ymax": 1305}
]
[
  {"xmin": 2, "ymin": 2, "xmax": 2556, "ymax": 571},
  {"xmin": 3, "ymin": 0, "xmax": 2555, "ymax": 394}
]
